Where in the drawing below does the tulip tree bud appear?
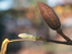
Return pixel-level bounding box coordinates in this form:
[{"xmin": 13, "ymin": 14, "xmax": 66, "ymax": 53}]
[
  {"xmin": 38, "ymin": 1, "xmax": 71, "ymax": 42},
  {"xmin": 38, "ymin": 1, "xmax": 61, "ymax": 30}
]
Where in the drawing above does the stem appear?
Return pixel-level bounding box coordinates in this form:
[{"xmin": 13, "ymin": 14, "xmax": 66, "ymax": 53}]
[
  {"xmin": 9, "ymin": 37, "xmax": 72, "ymax": 45},
  {"xmin": 9, "ymin": 39, "xmax": 36, "ymax": 42},
  {"xmin": 39, "ymin": 37, "xmax": 72, "ymax": 45},
  {"xmin": 46, "ymin": 39, "xmax": 72, "ymax": 45},
  {"xmin": 56, "ymin": 28, "xmax": 71, "ymax": 42}
]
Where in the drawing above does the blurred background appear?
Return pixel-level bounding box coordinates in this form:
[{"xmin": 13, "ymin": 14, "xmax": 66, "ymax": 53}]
[{"xmin": 0, "ymin": 0, "xmax": 72, "ymax": 54}]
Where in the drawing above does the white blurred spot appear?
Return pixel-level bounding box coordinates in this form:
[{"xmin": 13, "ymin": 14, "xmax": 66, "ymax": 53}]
[{"xmin": 63, "ymin": 17, "xmax": 72, "ymax": 27}]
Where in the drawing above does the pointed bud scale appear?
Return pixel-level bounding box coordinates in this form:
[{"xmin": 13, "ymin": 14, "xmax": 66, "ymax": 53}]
[{"xmin": 38, "ymin": 1, "xmax": 61, "ymax": 30}]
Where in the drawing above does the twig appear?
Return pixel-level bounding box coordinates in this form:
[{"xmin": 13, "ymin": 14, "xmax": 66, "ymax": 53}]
[
  {"xmin": 57, "ymin": 28, "xmax": 71, "ymax": 42},
  {"xmin": 39, "ymin": 37, "xmax": 72, "ymax": 45},
  {"xmin": 46, "ymin": 39, "xmax": 72, "ymax": 45}
]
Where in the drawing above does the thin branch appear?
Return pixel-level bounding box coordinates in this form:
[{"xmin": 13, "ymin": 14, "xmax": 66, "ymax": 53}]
[
  {"xmin": 38, "ymin": 37, "xmax": 72, "ymax": 45},
  {"xmin": 57, "ymin": 28, "xmax": 71, "ymax": 42},
  {"xmin": 46, "ymin": 39, "xmax": 72, "ymax": 45}
]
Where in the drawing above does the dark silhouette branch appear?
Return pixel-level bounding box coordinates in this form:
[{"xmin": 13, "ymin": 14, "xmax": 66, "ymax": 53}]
[
  {"xmin": 39, "ymin": 37, "xmax": 72, "ymax": 45},
  {"xmin": 46, "ymin": 39, "xmax": 72, "ymax": 45},
  {"xmin": 57, "ymin": 28, "xmax": 71, "ymax": 42}
]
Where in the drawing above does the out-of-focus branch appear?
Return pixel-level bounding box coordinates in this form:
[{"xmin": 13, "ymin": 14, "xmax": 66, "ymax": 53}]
[
  {"xmin": 46, "ymin": 39, "xmax": 72, "ymax": 45},
  {"xmin": 39, "ymin": 37, "xmax": 72, "ymax": 45}
]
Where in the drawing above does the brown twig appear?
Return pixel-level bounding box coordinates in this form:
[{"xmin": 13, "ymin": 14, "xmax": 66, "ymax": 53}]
[
  {"xmin": 39, "ymin": 37, "xmax": 72, "ymax": 45},
  {"xmin": 57, "ymin": 28, "xmax": 71, "ymax": 42},
  {"xmin": 46, "ymin": 39, "xmax": 72, "ymax": 45}
]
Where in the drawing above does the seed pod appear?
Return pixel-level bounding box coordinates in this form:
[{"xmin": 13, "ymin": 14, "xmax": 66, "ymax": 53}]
[{"xmin": 38, "ymin": 1, "xmax": 61, "ymax": 30}]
